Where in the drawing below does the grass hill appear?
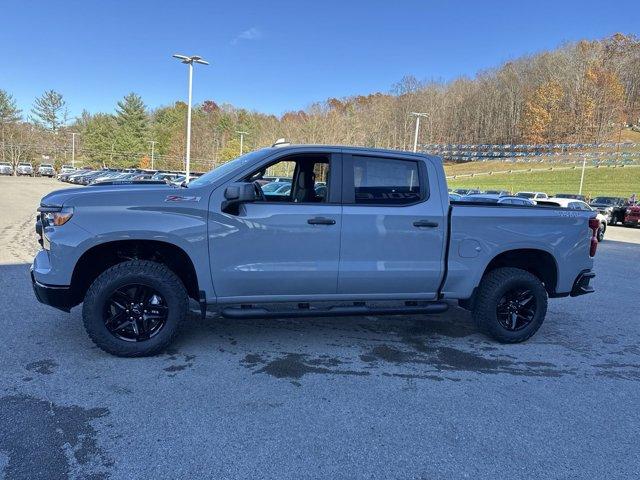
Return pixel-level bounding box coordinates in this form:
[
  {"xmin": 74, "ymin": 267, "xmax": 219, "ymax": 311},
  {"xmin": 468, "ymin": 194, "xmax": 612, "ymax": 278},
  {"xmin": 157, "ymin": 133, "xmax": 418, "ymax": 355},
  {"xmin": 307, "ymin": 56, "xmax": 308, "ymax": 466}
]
[{"xmin": 446, "ymin": 164, "xmax": 639, "ymax": 197}]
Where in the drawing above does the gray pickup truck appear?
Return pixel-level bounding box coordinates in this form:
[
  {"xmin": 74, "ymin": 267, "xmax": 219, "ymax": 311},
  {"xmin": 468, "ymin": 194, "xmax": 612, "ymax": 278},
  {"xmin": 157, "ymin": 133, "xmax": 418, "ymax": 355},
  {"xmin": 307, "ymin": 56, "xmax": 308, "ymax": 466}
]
[{"xmin": 32, "ymin": 145, "xmax": 598, "ymax": 356}]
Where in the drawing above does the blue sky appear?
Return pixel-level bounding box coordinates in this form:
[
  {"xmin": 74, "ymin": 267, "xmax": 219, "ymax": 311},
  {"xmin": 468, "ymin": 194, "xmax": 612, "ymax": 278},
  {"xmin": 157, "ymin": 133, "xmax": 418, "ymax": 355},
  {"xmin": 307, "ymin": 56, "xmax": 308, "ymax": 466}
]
[{"xmin": 2, "ymin": 0, "xmax": 639, "ymax": 119}]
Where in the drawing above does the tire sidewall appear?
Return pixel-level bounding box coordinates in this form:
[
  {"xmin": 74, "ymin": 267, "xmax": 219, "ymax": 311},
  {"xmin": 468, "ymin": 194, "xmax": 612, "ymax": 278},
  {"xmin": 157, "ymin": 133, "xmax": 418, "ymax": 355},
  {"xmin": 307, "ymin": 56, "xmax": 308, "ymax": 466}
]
[
  {"xmin": 83, "ymin": 262, "xmax": 187, "ymax": 356},
  {"xmin": 478, "ymin": 270, "xmax": 548, "ymax": 342}
]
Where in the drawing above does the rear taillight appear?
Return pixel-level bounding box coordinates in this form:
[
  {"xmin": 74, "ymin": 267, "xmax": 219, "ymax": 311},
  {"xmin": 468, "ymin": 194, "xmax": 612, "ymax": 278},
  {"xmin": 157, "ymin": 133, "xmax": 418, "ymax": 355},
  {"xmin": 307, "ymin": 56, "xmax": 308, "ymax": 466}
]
[{"xmin": 588, "ymin": 217, "xmax": 599, "ymax": 257}]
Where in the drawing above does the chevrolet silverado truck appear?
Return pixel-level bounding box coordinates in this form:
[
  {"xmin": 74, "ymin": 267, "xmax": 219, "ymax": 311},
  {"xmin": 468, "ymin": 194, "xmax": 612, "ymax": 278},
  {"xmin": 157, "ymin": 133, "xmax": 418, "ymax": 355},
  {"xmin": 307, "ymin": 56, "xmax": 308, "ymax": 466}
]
[{"xmin": 31, "ymin": 145, "xmax": 598, "ymax": 357}]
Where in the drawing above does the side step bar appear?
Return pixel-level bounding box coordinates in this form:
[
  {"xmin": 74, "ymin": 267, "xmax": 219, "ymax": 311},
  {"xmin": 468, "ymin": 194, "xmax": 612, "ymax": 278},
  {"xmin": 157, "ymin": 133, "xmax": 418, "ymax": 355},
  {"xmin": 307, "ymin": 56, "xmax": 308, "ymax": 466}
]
[{"xmin": 221, "ymin": 302, "xmax": 449, "ymax": 319}]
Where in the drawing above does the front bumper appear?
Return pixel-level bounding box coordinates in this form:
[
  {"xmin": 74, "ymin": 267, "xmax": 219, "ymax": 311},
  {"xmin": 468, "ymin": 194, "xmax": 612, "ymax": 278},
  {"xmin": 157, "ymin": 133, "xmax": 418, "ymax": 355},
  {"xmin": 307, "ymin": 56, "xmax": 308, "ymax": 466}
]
[
  {"xmin": 30, "ymin": 267, "xmax": 72, "ymax": 312},
  {"xmin": 570, "ymin": 270, "xmax": 595, "ymax": 297}
]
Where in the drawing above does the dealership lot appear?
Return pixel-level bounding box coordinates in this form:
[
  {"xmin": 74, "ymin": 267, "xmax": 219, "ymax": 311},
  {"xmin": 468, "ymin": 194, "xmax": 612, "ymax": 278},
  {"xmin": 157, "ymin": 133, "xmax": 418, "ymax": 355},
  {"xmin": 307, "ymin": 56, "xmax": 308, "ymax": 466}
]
[{"xmin": 1, "ymin": 176, "xmax": 639, "ymax": 479}]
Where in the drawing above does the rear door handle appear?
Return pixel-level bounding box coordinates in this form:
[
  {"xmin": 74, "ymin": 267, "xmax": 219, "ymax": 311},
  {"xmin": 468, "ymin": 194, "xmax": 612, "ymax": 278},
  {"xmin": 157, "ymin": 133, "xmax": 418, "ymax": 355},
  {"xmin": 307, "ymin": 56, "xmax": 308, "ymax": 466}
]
[
  {"xmin": 413, "ymin": 220, "xmax": 439, "ymax": 228},
  {"xmin": 308, "ymin": 217, "xmax": 336, "ymax": 225}
]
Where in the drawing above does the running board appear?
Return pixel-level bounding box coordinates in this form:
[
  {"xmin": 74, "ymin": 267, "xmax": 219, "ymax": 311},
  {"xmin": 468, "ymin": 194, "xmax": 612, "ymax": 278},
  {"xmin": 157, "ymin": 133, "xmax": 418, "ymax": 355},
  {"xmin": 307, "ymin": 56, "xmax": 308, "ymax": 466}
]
[{"xmin": 220, "ymin": 302, "xmax": 449, "ymax": 319}]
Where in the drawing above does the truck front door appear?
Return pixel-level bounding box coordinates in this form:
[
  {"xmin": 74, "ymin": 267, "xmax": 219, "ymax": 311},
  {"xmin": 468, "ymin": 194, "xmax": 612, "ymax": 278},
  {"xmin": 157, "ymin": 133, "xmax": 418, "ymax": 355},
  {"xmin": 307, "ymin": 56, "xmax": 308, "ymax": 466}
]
[{"xmin": 208, "ymin": 153, "xmax": 343, "ymax": 302}]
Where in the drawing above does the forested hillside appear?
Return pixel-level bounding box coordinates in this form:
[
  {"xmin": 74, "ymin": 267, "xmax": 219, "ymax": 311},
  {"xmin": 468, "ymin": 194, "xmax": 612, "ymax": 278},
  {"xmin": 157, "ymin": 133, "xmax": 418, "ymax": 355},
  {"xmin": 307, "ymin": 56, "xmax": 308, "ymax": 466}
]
[{"xmin": 1, "ymin": 33, "xmax": 639, "ymax": 171}]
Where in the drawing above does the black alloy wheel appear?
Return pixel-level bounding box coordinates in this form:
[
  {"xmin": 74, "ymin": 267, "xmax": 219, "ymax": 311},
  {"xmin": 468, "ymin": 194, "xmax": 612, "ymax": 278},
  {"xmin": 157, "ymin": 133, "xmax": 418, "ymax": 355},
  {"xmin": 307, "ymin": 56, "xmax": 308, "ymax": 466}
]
[
  {"xmin": 495, "ymin": 288, "xmax": 536, "ymax": 332},
  {"xmin": 103, "ymin": 283, "xmax": 169, "ymax": 342}
]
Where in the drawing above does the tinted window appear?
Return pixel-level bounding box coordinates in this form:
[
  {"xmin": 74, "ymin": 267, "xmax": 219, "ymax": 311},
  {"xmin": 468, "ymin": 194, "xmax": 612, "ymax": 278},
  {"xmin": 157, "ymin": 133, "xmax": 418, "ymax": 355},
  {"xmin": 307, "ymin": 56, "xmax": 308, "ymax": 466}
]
[{"xmin": 352, "ymin": 156, "xmax": 422, "ymax": 205}]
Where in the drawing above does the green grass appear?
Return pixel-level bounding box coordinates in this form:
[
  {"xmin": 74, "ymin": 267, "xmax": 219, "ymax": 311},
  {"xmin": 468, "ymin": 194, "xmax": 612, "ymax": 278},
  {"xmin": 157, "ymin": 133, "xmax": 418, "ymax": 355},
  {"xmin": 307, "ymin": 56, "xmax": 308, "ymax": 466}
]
[{"xmin": 447, "ymin": 165, "xmax": 640, "ymax": 197}]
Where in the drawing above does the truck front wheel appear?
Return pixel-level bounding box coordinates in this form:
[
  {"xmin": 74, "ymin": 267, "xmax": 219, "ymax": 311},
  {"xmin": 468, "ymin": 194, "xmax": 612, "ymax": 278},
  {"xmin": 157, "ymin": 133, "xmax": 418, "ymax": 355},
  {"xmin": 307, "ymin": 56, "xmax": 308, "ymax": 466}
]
[
  {"xmin": 82, "ymin": 260, "xmax": 189, "ymax": 357},
  {"xmin": 472, "ymin": 267, "xmax": 548, "ymax": 343}
]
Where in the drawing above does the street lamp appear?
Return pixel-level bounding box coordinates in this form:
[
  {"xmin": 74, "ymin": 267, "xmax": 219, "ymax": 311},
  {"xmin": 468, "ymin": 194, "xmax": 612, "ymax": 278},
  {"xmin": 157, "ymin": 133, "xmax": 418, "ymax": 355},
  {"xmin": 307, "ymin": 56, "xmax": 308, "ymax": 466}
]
[
  {"xmin": 172, "ymin": 54, "xmax": 209, "ymax": 182},
  {"xmin": 410, "ymin": 112, "xmax": 428, "ymax": 153},
  {"xmin": 70, "ymin": 132, "xmax": 79, "ymax": 168},
  {"xmin": 148, "ymin": 140, "xmax": 157, "ymax": 170},
  {"xmin": 236, "ymin": 131, "xmax": 248, "ymax": 155}
]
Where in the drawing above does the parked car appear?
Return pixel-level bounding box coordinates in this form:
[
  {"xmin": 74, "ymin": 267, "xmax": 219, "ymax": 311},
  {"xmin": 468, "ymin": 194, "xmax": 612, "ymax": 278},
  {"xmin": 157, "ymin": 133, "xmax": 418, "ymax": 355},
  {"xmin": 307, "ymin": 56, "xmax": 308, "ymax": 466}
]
[
  {"xmin": 0, "ymin": 162, "xmax": 13, "ymax": 176},
  {"xmin": 64, "ymin": 169, "xmax": 92, "ymax": 183},
  {"xmin": 497, "ymin": 196, "xmax": 536, "ymax": 206},
  {"xmin": 37, "ymin": 163, "xmax": 56, "ymax": 177},
  {"xmin": 262, "ymin": 181, "xmax": 292, "ymax": 195},
  {"xmin": 16, "ymin": 162, "xmax": 34, "ymax": 176},
  {"xmin": 448, "ymin": 192, "xmax": 462, "ymax": 202},
  {"xmin": 554, "ymin": 193, "xmax": 586, "ymax": 201},
  {"xmin": 589, "ymin": 196, "xmax": 627, "ymax": 225},
  {"xmin": 538, "ymin": 197, "xmax": 607, "ymax": 241},
  {"xmin": 460, "ymin": 194, "xmax": 536, "ymax": 206},
  {"xmin": 623, "ymin": 203, "xmax": 640, "ymax": 227},
  {"xmin": 452, "ymin": 188, "xmax": 481, "ymax": 195},
  {"xmin": 485, "ymin": 190, "xmax": 511, "ymax": 196},
  {"xmin": 32, "ymin": 145, "xmax": 598, "ymax": 357},
  {"xmin": 60, "ymin": 165, "xmax": 76, "ymax": 174},
  {"xmin": 151, "ymin": 172, "xmax": 181, "ymax": 183},
  {"xmin": 515, "ymin": 191, "xmax": 548, "ymax": 200}
]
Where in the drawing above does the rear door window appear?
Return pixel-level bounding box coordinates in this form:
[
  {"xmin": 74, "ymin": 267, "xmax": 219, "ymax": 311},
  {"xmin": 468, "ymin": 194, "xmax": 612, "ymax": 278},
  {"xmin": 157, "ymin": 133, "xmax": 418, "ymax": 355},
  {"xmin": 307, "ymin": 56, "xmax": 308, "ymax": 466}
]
[{"xmin": 348, "ymin": 155, "xmax": 424, "ymax": 205}]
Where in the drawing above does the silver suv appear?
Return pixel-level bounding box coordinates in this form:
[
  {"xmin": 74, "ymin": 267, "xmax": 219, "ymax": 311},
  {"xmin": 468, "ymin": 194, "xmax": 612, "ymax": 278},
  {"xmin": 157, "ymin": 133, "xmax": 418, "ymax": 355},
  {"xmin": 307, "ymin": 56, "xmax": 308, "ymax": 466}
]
[
  {"xmin": 16, "ymin": 163, "xmax": 34, "ymax": 176},
  {"xmin": 0, "ymin": 162, "xmax": 13, "ymax": 176},
  {"xmin": 38, "ymin": 164, "xmax": 56, "ymax": 177}
]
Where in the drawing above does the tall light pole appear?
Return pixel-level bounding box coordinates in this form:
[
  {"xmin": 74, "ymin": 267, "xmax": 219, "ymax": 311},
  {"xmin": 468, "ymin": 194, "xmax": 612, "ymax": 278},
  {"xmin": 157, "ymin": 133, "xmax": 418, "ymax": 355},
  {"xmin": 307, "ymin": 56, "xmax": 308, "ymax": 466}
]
[
  {"xmin": 236, "ymin": 131, "xmax": 248, "ymax": 155},
  {"xmin": 579, "ymin": 154, "xmax": 587, "ymax": 195},
  {"xmin": 148, "ymin": 140, "xmax": 157, "ymax": 170},
  {"xmin": 172, "ymin": 54, "xmax": 209, "ymax": 182},
  {"xmin": 410, "ymin": 112, "xmax": 428, "ymax": 153},
  {"xmin": 71, "ymin": 132, "xmax": 78, "ymax": 168}
]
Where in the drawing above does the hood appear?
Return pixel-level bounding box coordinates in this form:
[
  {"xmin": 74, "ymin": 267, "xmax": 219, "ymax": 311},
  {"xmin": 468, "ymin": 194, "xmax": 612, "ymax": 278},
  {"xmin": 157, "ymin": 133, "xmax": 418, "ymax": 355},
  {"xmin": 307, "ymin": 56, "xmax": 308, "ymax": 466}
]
[{"xmin": 40, "ymin": 183, "xmax": 177, "ymax": 207}]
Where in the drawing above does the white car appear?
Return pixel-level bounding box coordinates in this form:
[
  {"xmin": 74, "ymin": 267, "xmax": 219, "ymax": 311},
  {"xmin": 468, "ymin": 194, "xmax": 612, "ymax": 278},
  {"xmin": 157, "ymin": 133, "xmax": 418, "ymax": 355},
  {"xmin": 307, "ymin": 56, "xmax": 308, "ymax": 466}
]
[
  {"xmin": 515, "ymin": 191, "xmax": 548, "ymax": 200},
  {"xmin": 539, "ymin": 197, "xmax": 607, "ymax": 241}
]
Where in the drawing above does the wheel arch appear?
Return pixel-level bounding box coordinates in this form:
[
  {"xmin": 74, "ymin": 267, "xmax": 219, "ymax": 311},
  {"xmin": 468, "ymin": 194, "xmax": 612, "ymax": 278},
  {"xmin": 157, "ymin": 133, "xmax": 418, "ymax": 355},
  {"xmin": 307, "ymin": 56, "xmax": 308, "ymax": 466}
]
[
  {"xmin": 481, "ymin": 248, "xmax": 558, "ymax": 296},
  {"xmin": 70, "ymin": 239, "xmax": 200, "ymax": 307}
]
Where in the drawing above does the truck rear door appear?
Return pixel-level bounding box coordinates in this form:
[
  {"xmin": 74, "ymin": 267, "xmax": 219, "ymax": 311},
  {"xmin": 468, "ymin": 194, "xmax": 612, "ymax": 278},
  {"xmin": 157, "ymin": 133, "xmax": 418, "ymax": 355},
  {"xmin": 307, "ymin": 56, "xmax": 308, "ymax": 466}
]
[{"xmin": 337, "ymin": 153, "xmax": 447, "ymax": 299}]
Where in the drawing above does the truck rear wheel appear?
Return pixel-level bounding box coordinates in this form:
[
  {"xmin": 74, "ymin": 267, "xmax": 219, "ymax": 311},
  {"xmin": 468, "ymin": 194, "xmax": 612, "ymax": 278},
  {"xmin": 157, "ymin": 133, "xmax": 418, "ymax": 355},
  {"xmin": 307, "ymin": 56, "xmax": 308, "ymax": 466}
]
[
  {"xmin": 472, "ymin": 267, "xmax": 548, "ymax": 343},
  {"xmin": 82, "ymin": 260, "xmax": 188, "ymax": 357}
]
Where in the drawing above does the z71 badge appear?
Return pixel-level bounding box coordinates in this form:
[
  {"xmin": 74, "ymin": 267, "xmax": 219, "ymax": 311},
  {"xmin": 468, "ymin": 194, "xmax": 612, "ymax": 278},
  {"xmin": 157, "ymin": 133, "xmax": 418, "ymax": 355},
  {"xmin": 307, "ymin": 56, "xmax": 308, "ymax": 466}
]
[{"xmin": 165, "ymin": 195, "xmax": 201, "ymax": 202}]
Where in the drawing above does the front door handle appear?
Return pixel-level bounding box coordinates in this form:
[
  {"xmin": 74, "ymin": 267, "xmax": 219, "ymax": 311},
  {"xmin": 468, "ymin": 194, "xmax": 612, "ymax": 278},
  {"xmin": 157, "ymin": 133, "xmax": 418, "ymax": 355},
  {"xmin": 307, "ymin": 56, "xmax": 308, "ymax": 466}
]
[
  {"xmin": 308, "ymin": 217, "xmax": 336, "ymax": 225},
  {"xmin": 413, "ymin": 220, "xmax": 439, "ymax": 228}
]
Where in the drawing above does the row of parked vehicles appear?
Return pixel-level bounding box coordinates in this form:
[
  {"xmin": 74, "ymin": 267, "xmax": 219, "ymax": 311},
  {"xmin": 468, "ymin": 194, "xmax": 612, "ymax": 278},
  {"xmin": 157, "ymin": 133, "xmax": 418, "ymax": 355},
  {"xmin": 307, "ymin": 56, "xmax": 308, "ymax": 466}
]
[
  {"xmin": 0, "ymin": 162, "xmax": 57, "ymax": 177},
  {"xmin": 57, "ymin": 166, "xmax": 201, "ymax": 186},
  {"xmin": 448, "ymin": 188, "xmax": 640, "ymax": 239}
]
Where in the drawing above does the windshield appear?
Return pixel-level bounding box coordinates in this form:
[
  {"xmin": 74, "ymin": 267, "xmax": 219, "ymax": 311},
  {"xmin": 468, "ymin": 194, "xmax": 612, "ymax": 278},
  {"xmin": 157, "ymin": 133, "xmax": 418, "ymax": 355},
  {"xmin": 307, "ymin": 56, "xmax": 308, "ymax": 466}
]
[
  {"xmin": 516, "ymin": 192, "xmax": 535, "ymax": 198},
  {"xmin": 591, "ymin": 197, "xmax": 617, "ymax": 204},
  {"xmin": 19, "ymin": 163, "xmax": 31, "ymax": 166},
  {"xmin": 188, "ymin": 149, "xmax": 270, "ymax": 188}
]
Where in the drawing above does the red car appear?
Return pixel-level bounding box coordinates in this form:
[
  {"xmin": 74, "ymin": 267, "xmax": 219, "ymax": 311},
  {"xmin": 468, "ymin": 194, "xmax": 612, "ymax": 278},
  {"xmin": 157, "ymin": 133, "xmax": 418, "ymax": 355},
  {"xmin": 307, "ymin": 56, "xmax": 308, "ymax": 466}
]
[{"xmin": 624, "ymin": 204, "xmax": 640, "ymax": 227}]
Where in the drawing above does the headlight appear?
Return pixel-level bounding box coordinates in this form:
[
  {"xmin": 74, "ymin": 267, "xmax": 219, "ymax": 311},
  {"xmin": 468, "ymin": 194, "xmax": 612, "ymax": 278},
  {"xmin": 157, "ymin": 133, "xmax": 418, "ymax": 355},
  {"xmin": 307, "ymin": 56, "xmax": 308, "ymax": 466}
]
[{"xmin": 42, "ymin": 206, "xmax": 74, "ymax": 226}]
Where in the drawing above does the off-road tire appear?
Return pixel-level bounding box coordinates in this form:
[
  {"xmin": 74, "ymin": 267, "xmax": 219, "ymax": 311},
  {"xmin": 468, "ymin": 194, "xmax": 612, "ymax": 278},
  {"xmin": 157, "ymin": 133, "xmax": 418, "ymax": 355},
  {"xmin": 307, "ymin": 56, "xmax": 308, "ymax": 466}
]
[
  {"xmin": 82, "ymin": 260, "xmax": 188, "ymax": 357},
  {"xmin": 472, "ymin": 267, "xmax": 548, "ymax": 343}
]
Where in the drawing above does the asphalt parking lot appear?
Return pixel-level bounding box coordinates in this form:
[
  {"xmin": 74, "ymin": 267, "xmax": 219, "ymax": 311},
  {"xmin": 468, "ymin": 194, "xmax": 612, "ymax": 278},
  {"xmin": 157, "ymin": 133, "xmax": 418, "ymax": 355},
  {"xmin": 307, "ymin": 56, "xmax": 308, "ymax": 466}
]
[{"xmin": 1, "ymin": 176, "xmax": 639, "ymax": 480}]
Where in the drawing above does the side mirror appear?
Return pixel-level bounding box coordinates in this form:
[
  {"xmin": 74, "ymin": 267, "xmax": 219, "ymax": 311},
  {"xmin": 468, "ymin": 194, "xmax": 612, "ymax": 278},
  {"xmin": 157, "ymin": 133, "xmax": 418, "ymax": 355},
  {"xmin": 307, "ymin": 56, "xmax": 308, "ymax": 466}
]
[{"xmin": 223, "ymin": 182, "xmax": 257, "ymax": 213}]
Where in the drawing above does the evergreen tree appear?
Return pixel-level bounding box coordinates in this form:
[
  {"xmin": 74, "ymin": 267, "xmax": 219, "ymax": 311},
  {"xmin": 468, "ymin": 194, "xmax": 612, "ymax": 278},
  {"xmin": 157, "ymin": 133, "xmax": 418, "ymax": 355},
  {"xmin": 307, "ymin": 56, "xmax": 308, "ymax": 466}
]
[
  {"xmin": 0, "ymin": 90, "xmax": 21, "ymax": 125},
  {"xmin": 83, "ymin": 113, "xmax": 117, "ymax": 166},
  {"xmin": 31, "ymin": 90, "xmax": 67, "ymax": 131},
  {"xmin": 0, "ymin": 89, "xmax": 22, "ymax": 162},
  {"xmin": 114, "ymin": 93, "xmax": 148, "ymax": 164}
]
